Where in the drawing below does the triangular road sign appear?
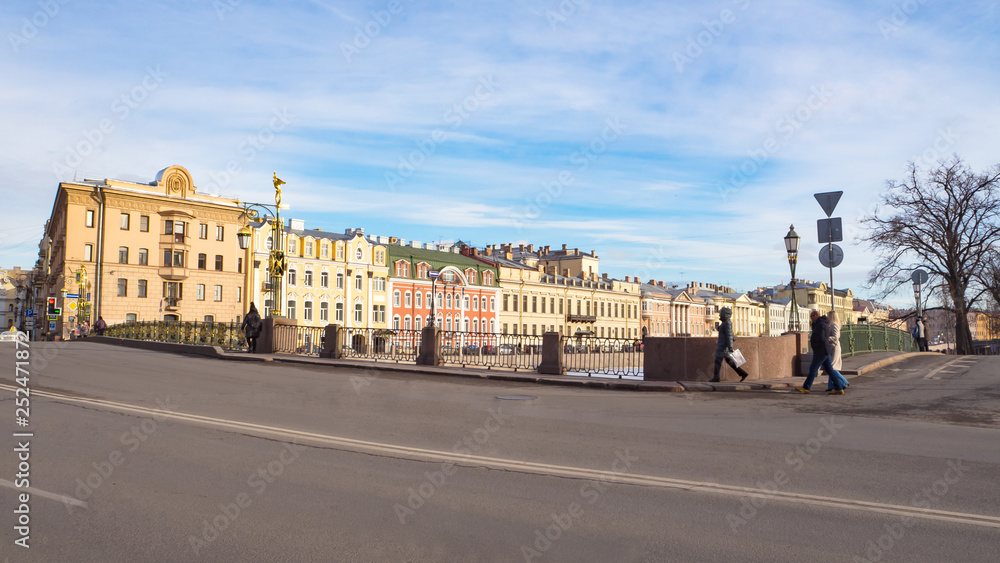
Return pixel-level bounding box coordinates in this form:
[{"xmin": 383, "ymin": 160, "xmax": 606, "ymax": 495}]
[{"xmin": 814, "ymin": 191, "xmax": 843, "ymax": 218}]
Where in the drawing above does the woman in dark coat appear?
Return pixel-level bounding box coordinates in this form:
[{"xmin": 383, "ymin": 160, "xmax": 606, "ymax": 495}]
[
  {"xmin": 711, "ymin": 307, "xmax": 749, "ymax": 382},
  {"xmin": 241, "ymin": 303, "xmax": 263, "ymax": 353}
]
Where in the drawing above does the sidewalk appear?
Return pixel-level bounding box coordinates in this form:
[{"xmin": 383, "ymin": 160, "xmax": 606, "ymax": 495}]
[{"xmin": 213, "ymin": 347, "xmax": 925, "ymax": 393}]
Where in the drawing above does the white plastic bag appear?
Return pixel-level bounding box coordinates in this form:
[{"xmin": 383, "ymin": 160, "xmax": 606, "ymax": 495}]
[{"xmin": 731, "ymin": 349, "xmax": 747, "ymax": 368}]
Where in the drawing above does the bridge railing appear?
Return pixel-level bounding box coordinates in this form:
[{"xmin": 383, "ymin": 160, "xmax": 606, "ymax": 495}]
[
  {"xmin": 105, "ymin": 320, "xmax": 247, "ymax": 351},
  {"xmin": 840, "ymin": 324, "xmax": 915, "ymax": 358}
]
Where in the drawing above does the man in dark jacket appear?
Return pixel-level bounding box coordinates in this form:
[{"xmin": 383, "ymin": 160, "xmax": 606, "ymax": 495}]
[
  {"xmin": 241, "ymin": 303, "xmax": 263, "ymax": 353},
  {"xmin": 711, "ymin": 307, "xmax": 749, "ymax": 382},
  {"xmin": 797, "ymin": 310, "xmax": 847, "ymax": 394}
]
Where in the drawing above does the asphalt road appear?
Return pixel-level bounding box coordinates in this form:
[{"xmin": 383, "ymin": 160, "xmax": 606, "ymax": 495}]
[{"xmin": 0, "ymin": 342, "xmax": 998, "ymax": 562}]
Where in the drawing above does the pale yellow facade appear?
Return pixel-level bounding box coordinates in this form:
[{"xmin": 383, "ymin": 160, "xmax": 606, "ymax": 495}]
[
  {"xmin": 774, "ymin": 281, "xmax": 857, "ymax": 324},
  {"xmin": 477, "ymin": 246, "xmax": 642, "ymax": 340},
  {"xmin": 37, "ymin": 166, "xmax": 246, "ymax": 338},
  {"xmin": 247, "ymin": 222, "xmax": 389, "ymax": 329}
]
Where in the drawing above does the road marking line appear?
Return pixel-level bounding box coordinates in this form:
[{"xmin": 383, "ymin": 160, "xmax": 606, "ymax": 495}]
[
  {"xmin": 923, "ymin": 357, "xmax": 968, "ymax": 380},
  {"xmin": 0, "ymin": 478, "xmax": 88, "ymax": 509},
  {"xmin": 4, "ymin": 384, "xmax": 1000, "ymax": 529}
]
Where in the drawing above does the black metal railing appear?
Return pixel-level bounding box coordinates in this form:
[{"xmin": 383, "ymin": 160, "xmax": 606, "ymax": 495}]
[
  {"xmin": 562, "ymin": 335, "xmax": 643, "ymax": 378},
  {"xmin": 273, "ymin": 324, "xmax": 326, "ymax": 356},
  {"xmin": 341, "ymin": 328, "xmax": 422, "ymax": 362},
  {"xmin": 105, "ymin": 320, "xmax": 247, "ymax": 351},
  {"xmin": 439, "ymin": 331, "xmax": 544, "ymax": 371}
]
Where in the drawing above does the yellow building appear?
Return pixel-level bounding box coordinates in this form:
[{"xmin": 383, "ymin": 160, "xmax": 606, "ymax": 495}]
[
  {"xmin": 773, "ymin": 280, "xmax": 857, "ymax": 324},
  {"xmin": 246, "ymin": 221, "xmax": 389, "ymax": 329},
  {"xmin": 36, "ymin": 166, "xmax": 247, "ymax": 338},
  {"xmin": 474, "ymin": 244, "xmax": 643, "ymax": 339}
]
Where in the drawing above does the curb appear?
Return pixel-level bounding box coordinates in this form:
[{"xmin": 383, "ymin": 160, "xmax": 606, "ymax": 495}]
[{"xmin": 841, "ymin": 352, "xmax": 923, "ymax": 376}]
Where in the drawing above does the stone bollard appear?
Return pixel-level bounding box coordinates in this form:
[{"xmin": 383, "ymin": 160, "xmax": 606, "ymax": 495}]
[
  {"xmin": 321, "ymin": 324, "xmax": 342, "ymax": 358},
  {"xmin": 416, "ymin": 326, "xmax": 442, "ymax": 366},
  {"xmin": 538, "ymin": 332, "xmax": 566, "ymax": 375}
]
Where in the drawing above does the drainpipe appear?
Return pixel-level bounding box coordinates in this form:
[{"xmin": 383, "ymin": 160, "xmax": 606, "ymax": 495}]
[{"xmin": 94, "ymin": 185, "xmax": 106, "ymax": 320}]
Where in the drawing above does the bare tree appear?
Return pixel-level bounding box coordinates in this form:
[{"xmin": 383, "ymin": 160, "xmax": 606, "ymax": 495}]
[{"xmin": 862, "ymin": 157, "xmax": 1000, "ymax": 354}]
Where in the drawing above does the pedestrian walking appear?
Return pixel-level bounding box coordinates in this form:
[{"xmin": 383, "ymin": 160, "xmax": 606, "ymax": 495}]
[
  {"xmin": 796, "ymin": 310, "xmax": 847, "ymax": 394},
  {"xmin": 94, "ymin": 316, "xmax": 107, "ymax": 336},
  {"xmin": 825, "ymin": 311, "xmax": 849, "ymax": 391},
  {"xmin": 916, "ymin": 316, "xmax": 929, "ymax": 351},
  {"xmin": 241, "ymin": 302, "xmax": 263, "ymax": 353},
  {"xmin": 710, "ymin": 307, "xmax": 749, "ymax": 383}
]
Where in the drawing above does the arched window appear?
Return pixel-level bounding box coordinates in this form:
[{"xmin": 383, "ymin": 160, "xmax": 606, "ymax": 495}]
[
  {"xmin": 404, "ymin": 316, "xmax": 411, "ymax": 330},
  {"xmin": 446, "ymin": 294, "xmax": 452, "ymax": 309},
  {"xmin": 393, "ymin": 315, "xmax": 400, "ymax": 330},
  {"xmin": 473, "ymin": 318, "xmax": 479, "ymax": 332},
  {"xmin": 393, "ymin": 290, "xmax": 401, "ymax": 307},
  {"xmin": 404, "ymin": 291, "xmax": 412, "ymax": 307}
]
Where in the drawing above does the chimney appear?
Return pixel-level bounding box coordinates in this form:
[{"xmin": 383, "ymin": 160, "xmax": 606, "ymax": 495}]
[
  {"xmin": 590, "ymin": 250, "xmax": 596, "ymax": 257},
  {"xmin": 519, "ymin": 244, "xmax": 525, "ymax": 252},
  {"xmin": 659, "ymin": 281, "xmax": 665, "ymax": 287},
  {"xmin": 472, "ymin": 248, "xmax": 480, "ymax": 256},
  {"xmin": 561, "ymin": 244, "xmax": 567, "ymax": 251},
  {"xmin": 506, "ymin": 251, "xmax": 513, "ymax": 260},
  {"xmin": 634, "ymin": 277, "xmax": 640, "ymax": 284},
  {"xmin": 460, "ymin": 247, "xmax": 471, "ymax": 256},
  {"xmin": 602, "ymin": 273, "xmax": 609, "ymax": 280},
  {"xmin": 526, "ymin": 244, "xmax": 534, "ymax": 253},
  {"xmin": 625, "ymin": 276, "xmax": 631, "ymax": 282},
  {"xmin": 563, "ymin": 269, "xmax": 570, "ymax": 277}
]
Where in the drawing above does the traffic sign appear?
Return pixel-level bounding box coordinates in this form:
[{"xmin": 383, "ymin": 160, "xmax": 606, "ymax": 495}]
[
  {"xmin": 25, "ymin": 318, "xmax": 34, "ymax": 329},
  {"xmin": 66, "ymin": 293, "xmax": 80, "ymax": 299},
  {"xmin": 817, "ymin": 218, "xmax": 843, "ymax": 243},
  {"xmin": 814, "ymin": 191, "xmax": 843, "ymax": 218},
  {"xmin": 911, "ymin": 269, "xmax": 929, "ymax": 285},
  {"xmin": 25, "ymin": 309, "xmax": 34, "ymax": 317},
  {"xmin": 819, "ymin": 244, "xmax": 844, "ymax": 268},
  {"xmin": 49, "ymin": 321, "xmax": 56, "ymax": 330},
  {"xmin": 69, "ymin": 301, "xmax": 78, "ymax": 311}
]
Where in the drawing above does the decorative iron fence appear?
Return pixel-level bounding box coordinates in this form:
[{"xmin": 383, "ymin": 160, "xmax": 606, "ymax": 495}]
[
  {"xmin": 273, "ymin": 324, "xmax": 326, "ymax": 356},
  {"xmin": 562, "ymin": 335, "xmax": 643, "ymax": 378},
  {"xmin": 439, "ymin": 331, "xmax": 544, "ymax": 371},
  {"xmin": 105, "ymin": 321, "xmax": 248, "ymax": 351},
  {"xmin": 840, "ymin": 324, "xmax": 915, "ymax": 358},
  {"xmin": 340, "ymin": 328, "xmax": 422, "ymax": 362}
]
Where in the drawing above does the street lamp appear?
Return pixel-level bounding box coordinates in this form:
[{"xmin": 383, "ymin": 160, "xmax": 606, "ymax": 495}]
[
  {"xmin": 236, "ymin": 173, "xmax": 288, "ymax": 318},
  {"xmin": 912, "ymin": 281, "xmax": 921, "ymax": 318},
  {"xmin": 784, "ymin": 224, "xmax": 802, "ymax": 331}
]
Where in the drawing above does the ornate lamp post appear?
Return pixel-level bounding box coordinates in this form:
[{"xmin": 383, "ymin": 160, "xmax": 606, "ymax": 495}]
[
  {"xmin": 237, "ymin": 173, "xmax": 288, "ymax": 318},
  {"xmin": 784, "ymin": 225, "xmax": 802, "ymax": 332}
]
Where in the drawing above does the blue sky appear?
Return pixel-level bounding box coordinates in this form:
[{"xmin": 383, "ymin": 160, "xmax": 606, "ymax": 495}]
[{"xmin": 2, "ymin": 0, "xmax": 999, "ymax": 306}]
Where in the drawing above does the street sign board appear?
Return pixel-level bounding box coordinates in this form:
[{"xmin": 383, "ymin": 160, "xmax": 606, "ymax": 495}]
[
  {"xmin": 814, "ymin": 191, "xmax": 843, "ymax": 218},
  {"xmin": 69, "ymin": 301, "xmax": 78, "ymax": 311},
  {"xmin": 25, "ymin": 309, "xmax": 34, "ymax": 317},
  {"xmin": 817, "ymin": 218, "xmax": 843, "ymax": 243},
  {"xmin": 65, "ymin": 293, "xmax": 80, "ymax": 299},
  {"xmin": 49, "ymin": 321, "xmax": 56, "ymax": 330},
  {"xmin": 911, "ymin": 269, "xmax": 929, "ymax": 285},
  {"xmin": 819, "ymin": 244, "xmax": 844, "ymax": 268},
  {"xmin": 429, "ymin": 270, "xmax": 440, "ymax": 278},
  {"xmin": 25, "ymin": 319, "xmax": 34, "ymax": 329}
]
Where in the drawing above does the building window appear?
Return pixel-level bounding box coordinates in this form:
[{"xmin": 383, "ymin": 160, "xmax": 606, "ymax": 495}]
[
  {"xmin": 287, "ymin": 238, "xmax": 296, "ymax": 254},
  {"xmin": 237, "ymin": 287, "xmax": 242, "ymax": 303},
  {"xmin": 375, "ymin": 250, "xmax": 384, "ymax": 264},
  {"xmin": 266, "ymin": 236, "xmax": 273, "ymax": 251},
  {"xmin": 355, "ymin": 274, "xmax": 363, "ymax": 290},
  {"xmin": 320, "ymin": 272, "xmax": 329, "ymax": 288},
  {"xmin": 374, "ymin": 277, "xmax": 385, "ymax": 292},
  {"xmin": 86, "ymin": 210, "xmax": 95, "ymax": 228},
  {"xmin": 373, "ymin": 305, "xmax": 385, "ymax": 323},
  {"xmin": 238, "ymin": 257, "xmax": 243, "ymax": 274},
  {"xmin": 216, "ymin": 226, "xmax": 224, "ymax": 241},
  {"xmin": 126, "ymin": 313, "xmax": 138, "ymax": 323},
  {"xmin": 321, "ymin": 244, "xmax": 328, "ymax": 258},
  {"xmin": 138, "ymin": 280, "xmax": 147, "ymax": 298},
  {"xmin": 173, "ymin": 251, "xmax": 184, "ymax": 267},
  {"xmin": 356, "ymin": 247, "xmax": 363, "ymax": 261},
  {"xmin": 117, "ymin": 278, "xmax": 127, "ymax": 297},
  {"xmin": 404, "ymin": 316, "xmax": 411, "ymax": 330},
  {"xmin": 305, "ymin": 241, "xmax": 312, "ymax": 255},
  {"xmin": 164, "ymin": 282, "xmax": 183, "ymax": 300},
  {"xmin": 304, "ymin": 301, "xmax": 313, "ymax": 321},
  {"xmin": 532, "ymin": 296, "xmax": 537, "ymax": 313},
  {"xmin": 287, "ymin": 300, "xmax": 296, "ymax": 319},
  {"xmin": 490, "ymin": 297, "xmax": 496, "ymax": 312},
  {"xmin": 139, "ymin": 215, "xmax": 149, "ymax": 232},
  {"xmin": 164, "ymin": 219, "xmax": 173, "ymax": 234},
  {"xmin": 336, "ymin": 273, "xmax": 344, "ymax": 289},
  {"xmin": 200, "ymin": 223, "xmax": 208, "ymax": 239},
  {"xmin": 204, "ymin": 315, "xmax": 215, "ymax": 323},
  {"xmin": 404, "ymin": 291, "xmax": 412, "ymax": 307},
  {"xmin": 197, "ymin": 284, "xmax": 206, "ymax": 301},
  {"xmin": 138, "ymin": 248, "xmax": 148, "ymax": 266},
  {"xmin": 288, "ymin": 269, "xmax": 297, "ymax": 286},
  {"xmin": 320, "ymin": 302, "xmax": 329, "ymax": 322},
  {"xmin": 84, "ymin": 244, "xmax": 93, "ymax": 262},
  {"xmin": 472, "ymin": 297, "xmax": 479, "ymax": 311},
  {"xmin": 214, "ymin": 285, "xmax": 222, "ymax": 301},
  {"xmin": 446, "ymin": 294, "xmax": 453, "ymax": 309},
  {"xmin": 304, "ymin": 270, "xmax": 313, "ymax": 286},
  {"xmin": 393, "ymin": 290, "xmax": 401, "ymax": 307},
  {"xmin": 215, "ymin": 255, "xmax": 223, "ymax": 271},
  {"xmin": 198, "ymin": 254, "xmax": 207, "ymax": 269},
  {"xmin": 336, "ymin": 244, "xmax": 344, "ymax": 260},
  {"xmin": 415, "ymin": 291, "xmax": 422, "ymax": 309},
  {"xmin": 335, "ymin": 302, "xmax": 344, "ymax": 322},
  {"xmin": 503, "ymin": 295, "xmax": 509, "ymax": 311},
  {"xmin": 120, "ymin": 213, "xmax": 130, "ymax": 230},
  {"xmin": 354, "ymin": 303, "xmax": 363, "ymax": 323}
]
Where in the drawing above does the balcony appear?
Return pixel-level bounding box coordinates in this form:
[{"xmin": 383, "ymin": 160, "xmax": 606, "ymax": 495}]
[
  {"xmin": 158, "ymin": 266, "xmax": 190, "ymax": 281},
  {"xmin": 164, "ymin": 297, "xmax": 180, "ymax": 311},
  {"xmin": 160, "ymin": 233, "xmax": 189, "ymax": 246},
  {"xmin": 567, "ymin": 314, "xmax": 597, "ymax": 323}
]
